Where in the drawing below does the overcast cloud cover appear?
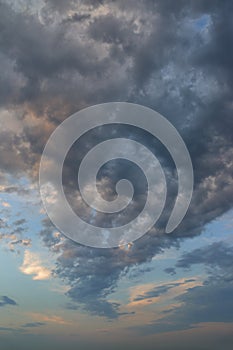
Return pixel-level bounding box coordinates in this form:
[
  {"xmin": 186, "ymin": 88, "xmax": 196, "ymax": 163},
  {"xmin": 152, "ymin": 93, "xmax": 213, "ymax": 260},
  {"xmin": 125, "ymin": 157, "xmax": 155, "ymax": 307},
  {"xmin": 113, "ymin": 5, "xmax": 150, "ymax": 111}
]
[{"xmin": 0, "ymin": 0, "xmax": 233, "ymax": 349}]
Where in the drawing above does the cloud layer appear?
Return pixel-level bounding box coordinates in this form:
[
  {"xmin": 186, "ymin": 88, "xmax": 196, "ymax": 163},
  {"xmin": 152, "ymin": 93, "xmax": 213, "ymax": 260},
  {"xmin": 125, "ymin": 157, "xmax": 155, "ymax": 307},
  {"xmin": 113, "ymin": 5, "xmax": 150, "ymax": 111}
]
[{"xmin": 0, "ymin": 0, "xmax": 233, "ymax": 319}]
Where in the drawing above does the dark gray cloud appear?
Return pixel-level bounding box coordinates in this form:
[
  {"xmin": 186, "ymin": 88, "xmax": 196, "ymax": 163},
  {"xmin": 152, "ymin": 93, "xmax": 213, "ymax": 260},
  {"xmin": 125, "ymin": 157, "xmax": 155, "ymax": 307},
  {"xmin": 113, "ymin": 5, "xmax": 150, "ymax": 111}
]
[
  {"xmin": 0, "ymin": 0, "xmax": 233, "ymax": 318},
  {"xmin": 63, "ymin": 13, "xmax": 91, "ymax": 24},
  {"xmin": 0, "ymin": 185, "xmax": 30, "ymax": 196},
  {"xmin": 10, "ymin": 239, "xmax": 31, "ymax": 247},
  {"xmin": 13, "ymin": 219, "xmax": 26, "ymax": 226},
  {"xmin": 176, "ymin": 242, "xmax": 233, "ymax": 273},
  {"xmin": 41, "ymin": 220, "xmax": 171, "ymax": 318},
  {"xmin": 164, "ymin": 267, "xmax": 176, "ymax": 276},
  {"xmin": 0, "ymin": 296, "xmax": 17, "ymax": 307}
]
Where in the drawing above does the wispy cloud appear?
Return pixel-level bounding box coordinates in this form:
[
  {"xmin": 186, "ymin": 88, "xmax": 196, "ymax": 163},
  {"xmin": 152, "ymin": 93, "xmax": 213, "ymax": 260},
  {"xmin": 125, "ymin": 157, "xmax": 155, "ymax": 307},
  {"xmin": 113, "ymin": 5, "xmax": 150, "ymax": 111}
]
[
  {"xmin": 0, "ymin": 296, "xmax": 17, "ymax": 307},
  {"xmin": 30, "ymin": 313, "xmax": 71, "ymax": 325},
  {"xmin": 22, "ymin": 322, "xmax": 46, "ymax": 328},
  {"xmin": 128, "ymin": 278, "xmax": 202, "ymax": 308}
]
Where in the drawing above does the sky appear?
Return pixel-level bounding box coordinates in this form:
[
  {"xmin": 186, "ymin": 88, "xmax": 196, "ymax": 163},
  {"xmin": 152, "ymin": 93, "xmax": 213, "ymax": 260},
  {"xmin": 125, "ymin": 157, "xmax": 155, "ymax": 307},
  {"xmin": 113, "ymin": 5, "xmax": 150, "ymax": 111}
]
[{"xmin": 0, "ymin": 0, "xmax": 233, "ymax": 349}]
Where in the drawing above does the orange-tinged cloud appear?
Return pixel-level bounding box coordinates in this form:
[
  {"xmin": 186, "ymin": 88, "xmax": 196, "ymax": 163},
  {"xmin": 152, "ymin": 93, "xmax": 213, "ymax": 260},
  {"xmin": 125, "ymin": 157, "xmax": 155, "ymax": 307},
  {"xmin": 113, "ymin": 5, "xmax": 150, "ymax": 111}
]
[
  {"xmin": 20, "ymin": 250, "xmax": 51, "ymax": 280},
  {"xmin": 30, "ymin": 312, "xmax": 71, "ymax": 325},
  {"xmin": 127, "ymin": 277, "xmax": 203, "ymax": 308},
  {"xmin": 1, "ymin": 201, "xmax": 11, "ymax": 207}
]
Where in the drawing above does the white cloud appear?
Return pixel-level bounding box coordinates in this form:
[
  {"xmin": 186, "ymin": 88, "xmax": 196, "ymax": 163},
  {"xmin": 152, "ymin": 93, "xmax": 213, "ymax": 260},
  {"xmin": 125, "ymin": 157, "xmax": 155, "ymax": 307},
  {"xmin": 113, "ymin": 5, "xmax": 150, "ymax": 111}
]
[{"xmin": 20, "ymin": 250, "xmax": 51, "ymax": 281}]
